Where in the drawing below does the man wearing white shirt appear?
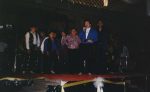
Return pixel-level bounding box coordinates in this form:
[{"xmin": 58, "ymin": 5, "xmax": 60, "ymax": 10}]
[
  {"xmin": 25, "ymin": 27, "xmax": 40, "ymax": 52},
  {"xmin": 24, "ymin": 26, "xmax": 40, "ymax": 73},
  {"xmin": 79, "ymin": 20, "xmax": 98, "ymax": 75},
  {"xmin": 85, "ymin": 27, "xmax": 91, "ymax": 39}
]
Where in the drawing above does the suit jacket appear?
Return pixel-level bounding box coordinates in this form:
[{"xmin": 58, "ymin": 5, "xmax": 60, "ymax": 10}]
[
  {"xmin": 43, "ymin": 38, "xmax": 60, "ymax": 55},
  {"xmin": 79, "ymin": 28, "xmax": 98, "ymax": 44},
  {"xmin": 96, "ymin": 27, "xmax": 109, "ymax": 50}
]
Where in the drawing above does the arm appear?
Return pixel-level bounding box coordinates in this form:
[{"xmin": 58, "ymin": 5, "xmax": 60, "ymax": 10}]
[
  {"xmin": 92, "ymin": 30, "xmax": 98, "ymax": 43},
  {"xmin": 86, "ymin": 29, "xmax": 98, "ymax": 43},
  {"xmin": 94, "ymin": 30, "xmax": 98, "ymax": 42},
  {"xmin": 77, "ymin": 36, "xmax": 81, "ymax": 44},
  {"xmin": 44, "ymin": 39, "xmax": 49, "ymax": 54},
  {"xmin": 79, "ymin": 31, "xmax": 85, "ymax": 43},
  {"xmin": 37, "ymin": 34, "xmax": 40, "ymax": 47},
  {"xmin": 61, "ymin": 36, "xmax": 67, "ymax": 46},
  {"xmin": 56, "ymin": 40, "xmax": 61, "ymax": 56},
  {"xmin": 25, "ymin": 32, "xmax": 30, "ymax": 50}
]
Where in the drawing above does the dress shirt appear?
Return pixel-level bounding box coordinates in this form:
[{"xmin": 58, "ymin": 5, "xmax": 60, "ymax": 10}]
[
  {"xmin": 85, "ymin": 28, "xmax": 91, "ymax": 39},
  {"xmin": 61, "ymin": 35, "xmax": 81, "ymax": 49}
]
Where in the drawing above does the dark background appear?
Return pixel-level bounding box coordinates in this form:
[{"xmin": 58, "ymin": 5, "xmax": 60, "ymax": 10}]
[{"xmin": 0, "ymin": 0, "xmax": 150, "ymax": 73}]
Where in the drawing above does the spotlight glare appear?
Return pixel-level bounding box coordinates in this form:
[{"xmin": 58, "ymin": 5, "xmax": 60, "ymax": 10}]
[{"xmin": 103, "ymin": 0, "xmax": 109, "ymax": 7}]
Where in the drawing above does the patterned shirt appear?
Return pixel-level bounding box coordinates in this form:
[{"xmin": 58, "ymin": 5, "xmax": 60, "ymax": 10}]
[{"xmin": 61, "ymin": 35, "xmax": 81, "ymax": 49}]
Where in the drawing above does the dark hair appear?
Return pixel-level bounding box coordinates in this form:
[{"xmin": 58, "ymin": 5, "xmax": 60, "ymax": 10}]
[
  {"xmin": 69, "ymin": 27, "xmax": 77, "ymax": 33},
  {"xmin": 97, "ymin": 18, "xmax": 105, "ymax": 25},
  {"xmin": 48, "ymin": 31, "xmax": 56, "ymax": 34},
  {"xmin": 27, "ymin": 25, "xmax": 38, "ymax": 32},
  {"xmin": 83, "ymin": 19, "xmax": 92, "ymax": 25}
]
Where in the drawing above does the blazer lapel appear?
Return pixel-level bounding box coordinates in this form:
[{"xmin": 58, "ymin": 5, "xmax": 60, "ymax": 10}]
[{"xmin": 87, "ymin": 29, "xmax": 92, "ymax": 39}]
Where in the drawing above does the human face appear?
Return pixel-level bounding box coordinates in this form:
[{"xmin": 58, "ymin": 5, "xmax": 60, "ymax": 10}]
[
  {"xmin": 84, "ymin": 21, "xmax": 91, "ymax": 28},
  {"xmin": 49, "ymin": 32, "xmax": 56, "ymax": 39},
  {"xmin": 97, "ymin": 20, "xmax": 103, "ymax": 27},
  {"xmin": 30, "ymin": 27, "xmax": 37, "ymax": 33},
  {"xmin": 71, "ymin": 29, "xmax": 77, "ymax": 36}
]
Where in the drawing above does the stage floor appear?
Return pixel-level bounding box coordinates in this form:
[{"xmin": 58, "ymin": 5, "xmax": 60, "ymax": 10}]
[
  {"xmin": 0, "ymin": 73, "xmax": 127, "ymax": 81},
  {"xmin": 32, "ymin": 73, "xmax": 127, "ymax": 81},
  {"xmin": 0, "ymin": 73, "xmax": 147, "ymax": 81},
  {"xmin": 0, "ymin": 73, "xmax": 148, "ymax": 92}
]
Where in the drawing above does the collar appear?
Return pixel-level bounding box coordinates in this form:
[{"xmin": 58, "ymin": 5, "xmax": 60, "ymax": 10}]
[
  {"xmin": 30, "ymin": 31, "xmax": 36, "ymax": 34},
  {"xmin": 86, "ymin": 27, "xmax": 91, "ymax": 31}
]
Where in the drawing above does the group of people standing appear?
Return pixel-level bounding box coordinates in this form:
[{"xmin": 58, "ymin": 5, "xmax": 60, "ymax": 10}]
[{"xmin": 24, "ymin": 19, "xmax": 108, "ymax": 74}]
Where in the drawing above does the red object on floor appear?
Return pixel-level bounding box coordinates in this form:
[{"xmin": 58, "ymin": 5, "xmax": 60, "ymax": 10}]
[{"xmin": 32, "ymin": 74, "xmax": 126, "ymax": 81}]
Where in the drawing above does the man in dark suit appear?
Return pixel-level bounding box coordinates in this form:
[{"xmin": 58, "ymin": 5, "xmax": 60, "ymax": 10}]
[
  {"xmin": 79, "ymin": 20, "xmax": 98, "ymax": 75},
  {"xmin": 43, "ymin": 31, "xmax": 60, "ymax": 74},
  {"xmin": 96, "ymin": 19, "xmax": 109, "ymax": 73}
]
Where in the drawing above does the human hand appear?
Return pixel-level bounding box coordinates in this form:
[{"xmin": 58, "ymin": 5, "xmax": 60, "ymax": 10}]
[{"xmin": 87, "ymin": 39, "xmax": 93, "ymax": 43}]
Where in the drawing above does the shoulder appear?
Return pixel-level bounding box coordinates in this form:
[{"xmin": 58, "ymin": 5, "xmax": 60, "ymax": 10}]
[
  {"xmin": 45, "ymin": 38, "xmax": 50, "ymax": 42},
  {"xmin": 25, "ymin": 32, "xmax": 30, "ymax": 37},
  {"xmin": 43, "ymin": 37, "xmax": 49, "ymax": 41},
  {"xmin": 90, "ymin": 28, "xmax": 97, "ymax": 31},
  {"xmin": 25, "ymin": 32, "xmax": 30, "ymax": 35},
  {"xmin": 79, "ymin": 28, "xmax": 84, "ymax": 32},
  {"xmin": 45, "ymin": 37, "xmax": 49, "ymax": 40},
  {"xmin": 90, "ymin": 28, "xmax": 97, "ymax": 33},
  {"xmin": 79, "ymin": 30, "xmax": 84, "ymax": 34}
]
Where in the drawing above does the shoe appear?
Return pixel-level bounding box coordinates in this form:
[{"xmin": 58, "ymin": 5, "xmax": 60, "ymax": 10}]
[
  {"xmin": 78, "ymin": 72, "xmax": 82, "ymax": 75},
  {"xmin": 88, "ymin": 73, "xmax": 92, "ymax": 75},
  {"xmin": 50, "ymin": 70, "xmax": 55, "ymax": 74}
]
